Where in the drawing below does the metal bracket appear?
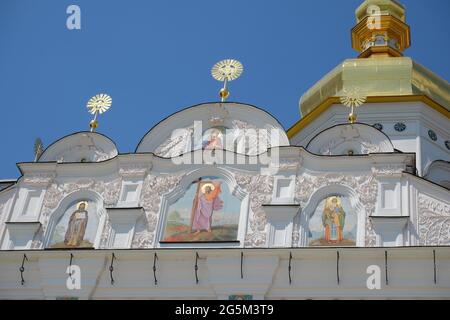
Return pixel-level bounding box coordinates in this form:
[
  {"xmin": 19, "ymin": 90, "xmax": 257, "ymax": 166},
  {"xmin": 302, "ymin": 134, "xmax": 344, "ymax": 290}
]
[
  {"xmin": 385, "ymin": 250, "xmax": 388, "ymax": 286},
  {"xmin": 153, "ymin": 253, "xmax": 158, "ymax": 286},
  {"xmin": 19, "ymin": 254, "xmax": 28, "ymax": 286},
  {"xmin": 288, "ymin": 252, "xmax": 292, "ymax": 285},
  {"xmin": 195, "ymin": 252, "xmax": 199, "ymax": 284},
  {"xmin": 433, "ymin": 249, "xmax": 437, "ymax": 285},
  {"xmin": 240, "ymin": 252, "xmax": 244, "ymax": 279},
  {"xmin": 109, "ymin": 253, "xmax": 116, "ymax": 285},
  {"xmin": 336, "ymin": 251, "xmax": 340, "ymax": 285},
  {"xmin": 68, "ymin": 253, "xmax": 74, "ymax": 279}
]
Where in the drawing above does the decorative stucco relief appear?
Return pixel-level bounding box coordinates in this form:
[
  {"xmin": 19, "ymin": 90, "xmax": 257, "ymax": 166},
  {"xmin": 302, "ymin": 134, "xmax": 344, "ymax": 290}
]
[
  {"xmin": 119, "ymin": 164, "xmax": 151, "ymax": 178},
  {"xmin": 54, "ymin": 134, "xmax": 116, "ymax": 162},
  {"xmin": 30, "ymin": 239, "xmax": 42, "ymax": 249},
  {"xmin": 418, "ymin": 194, "xmax": 450, "ymax": 245},
  {"xmin": 235, "ymin": 173, "xmax": 274, "ymax": 247},
  {"xmin": 292, "ymin": 173, "xmax": 378, "ymax": 247},
  {"xmin": 22, "ymin": 173, "xmax": 56, "ymax": 187},
  {"xmin": 40, "ymin": 178, "xmax": 122, "ymax": 233},
  {"xmin": 154, "ymin": 125, "xmax": 194, "ymax": 158},
  {"xmin": 99, "ymin": 222, "xmax": 112, "ymax": 249},
  {"xmin": 318, "ymin": 126, "xmax": 380, "ymax": 155},
  {"xmin": 277, "ymin": 159, "xmax": 302, "ymax": 171},
  {"xmin": 371, "ymin": 165, "xmax": 405, "ymax": 176},
  {"xmin": 154, "ymin": 119, "xmax": 278, "ymax": 158},
  {"xmin": 94, "ymin": 150, "xmax": 116, "ymax": 162},
  {"xmin": 132, "ymin": 173, "xmax": 185, "ymax": 248},
  {"xmin": 232, "ymin": 119, "xmax": 272, "ymax": 155}
]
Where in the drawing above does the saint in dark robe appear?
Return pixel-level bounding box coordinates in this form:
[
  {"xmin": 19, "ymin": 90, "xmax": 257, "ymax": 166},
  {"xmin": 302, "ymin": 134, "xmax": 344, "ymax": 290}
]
[{"xmin": 64, "ymin": 201, "xmax": 89, "ymax": 247}]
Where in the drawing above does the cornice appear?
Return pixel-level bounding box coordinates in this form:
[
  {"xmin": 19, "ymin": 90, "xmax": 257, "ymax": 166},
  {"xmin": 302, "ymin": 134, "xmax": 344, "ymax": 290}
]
[{"xmin": 288, "ymin": 95, "xmax": 450, "ymax": 139}]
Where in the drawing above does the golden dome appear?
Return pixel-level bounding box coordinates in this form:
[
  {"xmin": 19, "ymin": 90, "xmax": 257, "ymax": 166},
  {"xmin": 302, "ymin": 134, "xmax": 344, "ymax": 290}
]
[
  {"xmin": 290, "ymin": 0, "xmax": 450, "ymax": 137},
  {"xmin": 299, "ymin": 57, "xmax": 450, "ymax": 117}
]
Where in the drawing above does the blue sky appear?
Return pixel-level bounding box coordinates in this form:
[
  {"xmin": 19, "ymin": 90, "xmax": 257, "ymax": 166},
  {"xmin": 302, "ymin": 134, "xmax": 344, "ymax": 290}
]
[{"xmin": 0, "ymin": 0, "xmax": 449, "ymax": 178}]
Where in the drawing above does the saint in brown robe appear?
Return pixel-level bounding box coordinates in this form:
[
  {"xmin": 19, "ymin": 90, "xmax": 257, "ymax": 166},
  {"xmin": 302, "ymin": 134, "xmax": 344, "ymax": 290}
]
[{"xmin": 64, "ymin": 203, "xmax": 88, "ymax": 247}]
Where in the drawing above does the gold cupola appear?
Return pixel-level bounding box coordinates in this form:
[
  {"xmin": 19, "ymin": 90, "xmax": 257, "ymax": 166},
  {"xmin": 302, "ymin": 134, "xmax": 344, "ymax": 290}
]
[
  {"xmin": 288, "ymin": 0, "xmax": 450, "ymax": 138},
  {"xmin": 352, "ymin": 0, "xmax": 410, "ymax": 58}
]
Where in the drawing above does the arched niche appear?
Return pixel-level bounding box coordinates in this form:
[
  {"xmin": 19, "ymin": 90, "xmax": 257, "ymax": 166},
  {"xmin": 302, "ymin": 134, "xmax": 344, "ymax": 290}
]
[
  {"xmin": 296, "ymin": 185, "xmax": 366, "ymax": 247},
  {"xmin": 306, "ymin": 123, "xmax": 394, "ymax": 155},
  {"xmin": 43, "ymin": 190, "xmax": 107, "ymax": 249},
  {"xmin": 156, "ymin": 168, "xmax": 249, "ymax": 247}
]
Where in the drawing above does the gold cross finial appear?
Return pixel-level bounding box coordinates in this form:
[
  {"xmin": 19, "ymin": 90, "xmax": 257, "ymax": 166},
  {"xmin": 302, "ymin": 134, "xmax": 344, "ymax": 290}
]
[
  {"xmin": 211, "ymin": 59, "xmax": 243, "ymax": 102},
  {"xmin": 86, "ymin": 93, "xmax": 112, "ymax": 132},
  {"xmin": 340, "ymin": 87, "xmax": 367, "ymax": 123}
]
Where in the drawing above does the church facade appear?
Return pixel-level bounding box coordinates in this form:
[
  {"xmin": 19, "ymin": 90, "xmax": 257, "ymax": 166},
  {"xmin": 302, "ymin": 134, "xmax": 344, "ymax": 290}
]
[{"xmin": 0, "ymin": 0, "xmax": 449, "ymax": 299}]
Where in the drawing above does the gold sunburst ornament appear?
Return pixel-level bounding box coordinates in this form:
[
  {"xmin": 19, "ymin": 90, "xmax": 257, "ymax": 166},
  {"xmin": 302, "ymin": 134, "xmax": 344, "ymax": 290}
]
[
  {"xmin": 339, "ymin": 87, "xmax": 367, "ymax": 123},
  {"xmin": 211, "ymin": 59, "xmax": 243, "ymax": 102},
  {"xmin": 86, "ymin": 93, "xmax": 112, "ymax": 132}
]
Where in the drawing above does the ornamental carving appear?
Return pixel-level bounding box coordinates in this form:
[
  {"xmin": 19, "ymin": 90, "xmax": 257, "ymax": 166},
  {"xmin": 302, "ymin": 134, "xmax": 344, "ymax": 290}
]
[
  {"xmin": 292, "ymin": 173, "xmax": 378, "ymax": 247},
  {"xmin": 154, "ymin": 120, "xmax": 279, "ymax": 158},
  {"xmin": 232, "ymin": 119, "xmax": 272, "ymax": 155},
  {"xmin": 318, "ymin": 126, "xmax": 380, "ymax": 155},
  {"xmin": 235, "ymin": 173, "xmax": 274, "ymax": 247},
  {"xmin": 119, "ymin": 164, "xmax": 151, "ymax": 178},
  {"xmin": 95, "ymin": 150, "xmax": 116, "ymax": 162},
  {"xmin": 372, "ymin": 165, "xmax": 405, "ymax": 176},
  {"xmin": 40, "ymin": 178, "xmax": 121, "ymax": 232},
  {"xmin": 22, "ymin": 173, "xmax": 55, "ymax": 187},
  {"xmin": 132, "ymin": 173, "xmax": 185, "ymax": 247},
  {"xmin": 131, "ymin": 228, "xmax": 154, "ymax": 248},
  {"xmin": 275, "ymin": 159, "xmax": 301, "ymax": 171},
  {"xmin": 418, "ymin": 194, "xmax": 450, "ymax": 245},
  {"xmin": 155, "ymin": 125, "xmax": 194, "ymax": 158},
  {"xmin": 208, "ymin": 105, "xmax": 229, "ymax": 126},
  {"xmin": 54, "ymin": 134, "xmax": 116, "ymax": 162},
  {"xmin": 30, "ymin": 239, "xmax": 42, "ymax": 249},
  {"xmin": 99, "ymin": 221, "xmax": 112, "ymax": 249},
  {"xmin": 40, "ymin": 184, "xmax": 63, "ymax": 225}
]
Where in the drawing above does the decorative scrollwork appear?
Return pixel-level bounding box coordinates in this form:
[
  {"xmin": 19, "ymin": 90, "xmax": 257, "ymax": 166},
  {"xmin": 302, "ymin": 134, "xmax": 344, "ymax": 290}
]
[
  {"xmin": 40, "ymin": 178, "xmax": 122, "ymax": 232},
  {"xmin": 235, "ymin": 173, "xmax": 274, "ymax": 247},
  {"xmin": 154, "ymin": 126, "xmax": 194, "ymax": 158},
  {"xmin": 418, "ymin": 194, "xmax": 450, "ymax": 245},
  {"xmin": 22, "ymin": 173, "xmax": 55, "ymax": 187},
  {"xmin": 132, "ymin": 173, "xmax": 185, "ymax": 248},
  {"xmin": 292, "ymin": 173, "xmax": 378, "ymax": 247},
  {"xmin": 372, "ymin": 165, "xmax": 405, "ymax": 176}
]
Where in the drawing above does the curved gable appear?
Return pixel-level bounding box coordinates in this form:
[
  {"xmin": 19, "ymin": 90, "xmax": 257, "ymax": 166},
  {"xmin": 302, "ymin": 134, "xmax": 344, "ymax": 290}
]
[
  {"xmin": 39, "ymin": 132, "xmax": 118, "ymax": 163},
  {"xmin": 306, "ymin": 123, "xmax": 395, "ymax": 155},
  {"xmin": 136, "ymin": 102, "xmax": 290, "ymax": 156}
]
